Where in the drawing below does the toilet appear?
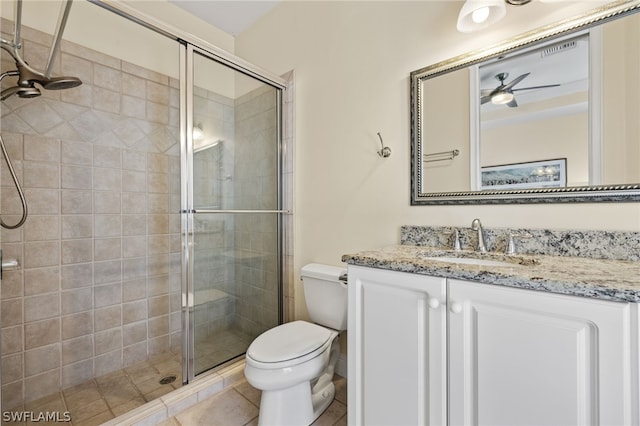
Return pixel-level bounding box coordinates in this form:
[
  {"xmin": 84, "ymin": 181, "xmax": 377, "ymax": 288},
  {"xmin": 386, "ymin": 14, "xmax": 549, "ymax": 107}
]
[{"xmin": 244, "ymin": 263, "xmax": 348, "ymax": 426}]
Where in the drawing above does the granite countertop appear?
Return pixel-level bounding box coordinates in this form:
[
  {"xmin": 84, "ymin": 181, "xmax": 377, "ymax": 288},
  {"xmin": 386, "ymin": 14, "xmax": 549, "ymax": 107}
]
[{"xmin": 341, "ymin": 245, "xmax": 640, "ymax": 303}]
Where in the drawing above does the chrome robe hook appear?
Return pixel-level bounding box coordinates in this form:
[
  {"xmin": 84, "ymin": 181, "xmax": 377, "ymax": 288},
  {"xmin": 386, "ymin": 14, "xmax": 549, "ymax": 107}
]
[{"xmin": 377, "ymin": 132, "xmax": 391, "ymax": 158}]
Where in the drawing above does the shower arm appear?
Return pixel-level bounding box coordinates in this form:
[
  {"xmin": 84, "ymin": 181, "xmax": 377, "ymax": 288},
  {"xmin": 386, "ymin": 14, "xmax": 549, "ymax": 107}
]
[
  {"xmin": 45, "ymin": 0, "xmax": 73, "ymax": 78},
  {"xmin": 13, "ymin": 0, "xmax": 22, "ymax": 50}
]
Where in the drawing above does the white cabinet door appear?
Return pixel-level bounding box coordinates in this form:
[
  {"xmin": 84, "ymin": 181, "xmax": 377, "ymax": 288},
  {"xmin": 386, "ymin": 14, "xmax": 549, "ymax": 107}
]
[
  {"xmin": 448, "ymin": 279, "xmax": 636, "ymax": 426},
  {"xmin": 348, "ymin": 266, "xmax": 447, "ymax": 426}
]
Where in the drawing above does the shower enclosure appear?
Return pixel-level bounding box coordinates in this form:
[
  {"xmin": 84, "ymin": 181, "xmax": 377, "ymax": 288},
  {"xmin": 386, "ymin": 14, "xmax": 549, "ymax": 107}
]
[{"xmin": 0, "ymin": 0, "xmax": 290, "ymax": 419}]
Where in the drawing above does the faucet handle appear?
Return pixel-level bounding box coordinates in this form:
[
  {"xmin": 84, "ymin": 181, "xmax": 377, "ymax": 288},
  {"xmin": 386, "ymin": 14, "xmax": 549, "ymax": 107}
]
[
  {"xmin": 443, "ymin": 228, "xmax": 462, "ymax": 251},
  {"xmin": 505, "ymin": 232, "xmax": 532, "ymax": 255}
]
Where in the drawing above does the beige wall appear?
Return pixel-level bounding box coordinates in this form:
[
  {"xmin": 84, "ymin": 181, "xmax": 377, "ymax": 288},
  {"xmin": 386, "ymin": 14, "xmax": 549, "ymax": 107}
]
[{"xmin": 234, "ymin": 1, "xmax": 640, "ymax": 319}]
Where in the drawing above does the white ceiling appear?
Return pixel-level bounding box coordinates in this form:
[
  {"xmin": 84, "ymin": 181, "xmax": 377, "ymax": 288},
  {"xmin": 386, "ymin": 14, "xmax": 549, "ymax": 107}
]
[{"xmin": 169, "ymin": 0, "xmax": 280, "ymax": 36}]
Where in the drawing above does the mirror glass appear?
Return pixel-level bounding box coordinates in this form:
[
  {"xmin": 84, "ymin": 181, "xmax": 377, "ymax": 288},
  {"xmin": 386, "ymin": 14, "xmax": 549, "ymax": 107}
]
[{"xmin": 411, "ymin": 2, "xmax": 640, "ymax": 204}]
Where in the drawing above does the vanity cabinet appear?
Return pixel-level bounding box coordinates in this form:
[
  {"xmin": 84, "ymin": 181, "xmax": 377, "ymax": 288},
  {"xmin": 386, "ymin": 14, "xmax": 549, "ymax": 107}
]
[{"xmin": 347, "ymin": 265, "xmax": 637, "ymax": 426}]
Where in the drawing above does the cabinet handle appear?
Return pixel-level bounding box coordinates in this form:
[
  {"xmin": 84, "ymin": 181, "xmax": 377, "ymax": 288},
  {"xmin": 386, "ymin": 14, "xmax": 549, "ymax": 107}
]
[
  {"xmin": 429, "ymin": 298, "xmax": 440, "ymax": 309},
  {"xmin": 450, "ymin": 302, "xmax": 463, "ymax": 314}
]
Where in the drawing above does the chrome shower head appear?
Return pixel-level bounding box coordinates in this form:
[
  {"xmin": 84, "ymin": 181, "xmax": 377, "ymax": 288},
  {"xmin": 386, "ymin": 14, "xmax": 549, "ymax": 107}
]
[
  {"xmin": 42, "ymin": 75, "xmax": 82, "ymax": 90},
  {"xmin": 15, "ymin": 63, "xmax": 81, "ymax": 90}
]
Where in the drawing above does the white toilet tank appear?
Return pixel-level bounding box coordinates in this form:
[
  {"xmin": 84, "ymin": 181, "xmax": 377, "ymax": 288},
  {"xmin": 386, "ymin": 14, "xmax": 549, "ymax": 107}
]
[{"xmin": 301, "ymin": 263, "xmax": 348, "ymax": 331}]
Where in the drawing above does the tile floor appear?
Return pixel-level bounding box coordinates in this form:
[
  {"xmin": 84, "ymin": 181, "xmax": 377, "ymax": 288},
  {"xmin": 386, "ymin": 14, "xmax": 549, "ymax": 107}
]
[
  {"xmin": 159, "ymin": 375, "xmax": 348, "ymax": 426},
  {"xmin": 3, "ymin": 349, "xmax": 347, "ymax": 426}
]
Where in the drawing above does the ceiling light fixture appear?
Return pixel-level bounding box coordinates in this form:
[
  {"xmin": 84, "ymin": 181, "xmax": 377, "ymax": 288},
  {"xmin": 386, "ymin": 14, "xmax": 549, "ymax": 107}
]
[
  {"xmin": 456, "ymin": 0, "xmax": 506, "ymax": 33},
  {"xmin": 457, "ymin": 0, "xmax": 532, "ymax": 33}
]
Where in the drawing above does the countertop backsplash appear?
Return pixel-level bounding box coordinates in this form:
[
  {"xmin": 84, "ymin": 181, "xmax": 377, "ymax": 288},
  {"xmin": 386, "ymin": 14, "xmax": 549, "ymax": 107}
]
[{"xmin": 400, "ymin": 225, "xmax": 640, "ymax": 262}]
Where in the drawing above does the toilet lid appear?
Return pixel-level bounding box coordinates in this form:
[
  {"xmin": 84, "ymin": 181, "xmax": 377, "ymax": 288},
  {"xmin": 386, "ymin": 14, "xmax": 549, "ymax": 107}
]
[{"xmin": 247, "ymin": 321, "xmax": 332, "ymax": 363}]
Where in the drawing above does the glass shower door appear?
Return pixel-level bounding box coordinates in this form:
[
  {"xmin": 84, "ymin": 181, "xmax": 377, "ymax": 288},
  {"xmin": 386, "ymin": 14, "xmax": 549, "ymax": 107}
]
[{"xmin": 184, "ymin": 46, "xmax": 282, "ymax": 378}]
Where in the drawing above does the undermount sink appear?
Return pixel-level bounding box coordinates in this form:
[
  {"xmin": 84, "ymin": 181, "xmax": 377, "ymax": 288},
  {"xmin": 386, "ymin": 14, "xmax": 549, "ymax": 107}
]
[{"xmin": 422, "ymin": 256, "xmax": 527, "ymax": 268}]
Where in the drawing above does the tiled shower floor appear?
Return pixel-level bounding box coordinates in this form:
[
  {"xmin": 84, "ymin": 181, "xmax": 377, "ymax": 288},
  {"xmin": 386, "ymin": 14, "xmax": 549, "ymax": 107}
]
[
  {"xmin": 4, "ymin": 350, "xmax": 183, "ymax": 425},
  {"xmin": 3, "ymin": 328, "xmax": 258, "ymax": 425}
]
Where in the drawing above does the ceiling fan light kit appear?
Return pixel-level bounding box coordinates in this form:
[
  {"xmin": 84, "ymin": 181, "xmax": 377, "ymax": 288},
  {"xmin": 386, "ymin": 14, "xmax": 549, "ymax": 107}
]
[
  {"xmin": 491, "ymin": 90, "xmax": 514, "ymax": 105},
  {"xmin": 457, "ymin": 0, "xmax": 532, "ymax": 33}
]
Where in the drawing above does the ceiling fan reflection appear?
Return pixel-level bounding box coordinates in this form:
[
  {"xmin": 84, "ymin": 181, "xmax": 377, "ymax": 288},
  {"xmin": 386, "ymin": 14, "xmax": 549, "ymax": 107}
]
[{"xmin": 480, "ymin": 72, "xmax": 560, "ymax": 108}]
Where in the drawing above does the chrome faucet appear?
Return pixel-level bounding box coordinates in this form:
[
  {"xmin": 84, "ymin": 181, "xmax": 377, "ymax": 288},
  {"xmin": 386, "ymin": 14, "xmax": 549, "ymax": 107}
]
[{"xmin": 470, "ymin": 218, "xmax": 487, "ymax": 252}]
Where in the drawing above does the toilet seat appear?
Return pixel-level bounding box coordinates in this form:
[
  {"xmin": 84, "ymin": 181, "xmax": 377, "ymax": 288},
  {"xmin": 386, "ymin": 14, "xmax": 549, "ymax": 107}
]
[{"xmin": 246, "ymin": 321, "xmax": 336, "ymax": 369}]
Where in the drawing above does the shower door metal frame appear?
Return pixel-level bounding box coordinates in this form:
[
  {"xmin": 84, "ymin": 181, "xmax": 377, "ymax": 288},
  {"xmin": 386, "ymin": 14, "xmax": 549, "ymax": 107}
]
[
  {"xmin": 87, "ymin": 0, "xmax": 289, "ymax": 384},
  {"xmin": 182, "ymin": 43, "xmax": 288, "ymax": 382}
]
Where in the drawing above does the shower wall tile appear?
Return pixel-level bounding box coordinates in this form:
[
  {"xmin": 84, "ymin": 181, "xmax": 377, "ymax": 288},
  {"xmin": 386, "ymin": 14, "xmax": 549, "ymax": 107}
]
[
  {"xmin": 123, "ymin": 236, "xmax": 147, "ymax": 258},
  {"xmin": 62, "ymin": 335, "xmax": 93, "ymax": 365},
  {"xmin": 94, "ymin": 283, "xmax": 122, "ymax": 308},
  {"xmin": 94, "ymin": 63, "xmax": 123, "ymax": 92},
  {"xmin": 123, "ymin": 216, "xmax": 147, "ymax": 236},
  {"xmin": 62, "ymin": 215, "xmax": 93, "ymax": 239},
  {"xmin": 61, "ymin": 53, "xmax": 94, "ymax": 86},
  {"xmin": 62, "ymin": 239, "xmax": 93, "ymax": 264},
  {"xmin": 148, "ymin": 194, "xmax": 169, "ymax": 213},
  {"xmin": 95, "ymin": 350, "xmax": 122, "ymax": 377},
  {"xmin": 62, "ymin": 165, "xmax": 93, "ymax": 190},
  {"xmin": 62, "ymin": 140, "xmax": 93, "ymax": 166},
  {"xmin": 2, "ymin": 325, "xmax": 23, "ymax": 355},
  {"xmin": 2, "ymin": 353, "xmax": 23, "ymax": 384},
  {"xmin": 94, "ymin": 260, "xmax": 122, "ymax": 285},
  {"xmin": 123, "ymin": 322, "xmax": 147, "ymax": 346},
  {"xmin": 61, "ymin": 84, "xmax": 93, "ymax": 108},
  {"xmin": 122, "ymin": 192, "xmax": 147, "ymax": 214},
  {"xmin": 94, "ymin": 167, "xmax": 122, "ymax": 191},
  {"xmin": 95, "ymin": 191, "xmax": 122, "ymax": 214},
  {"xmin": 147, "ymin": 81, "xmax": 170, "ymax": 105},
  {"xmin": 95, "ymin": 305, "xmax": 122, "ymax": 332},
  {"xmin": 24, "ymin": 266, "xmax": 59, "ymax": 296},
  {"xmin": 62, "ymin": 311, "xmax": 93, "ymax": 339},
  {"xmin": 94, "ymin": 146, "xmax": 122, "ymax": 168},
  {"xmin": 123, "ymin": 342, "xmax": 147, "ymax": 368},
  {"xmin": 2, "ymin": 270, "xmax": 24, "ymax": 300},
  {"xmin": 147, "ymin": 102, "xmax": 169, "ymax": 125},
  {"xmin": 122, "ymin": 95, "xmax": 147, "ymax": 120},
  {"xmin": 123, "ymin": 279, "xmax": 147, "ymax": 302},
  {"xmin": 62, "ymin": 190, "xmax": 93, "ymax": 214},
  {"xmin": 24, "ymin": 318, "xmax": 59, "ymax": 350},
  {"xmin": 123, "ymin": 74, "xmax": 147, "ymax": 99},
  {"xmin": 23, "ymin": 188, "xmax": 59, "ymax": 214},
  {"xmin": 94, "ymin": 237, "xmax": 122, "ymax": 261},
  {"xmin": 1, "ymin": 299, "xmax": 23, "ymax": 327},
  {"xmin": 24, "ymin": 369, "xmax": 60, "ymax": 402},
  {"xmin": 25, "ymin": 343, "xmax": 60, "ymax": 376},
  {"xmin": 23, "ymin": 135, "xmax": 60, "ymax": 162},
  {"xmin": 24, "ymin": 241, "xmax": 59, "ymax": 268},
  {"xmin": 61, "ymin": 263, "xmax": 93, "ymax": 289},
  {"xmin": 95, "ymin": 329, "xmax": 122, "ymax": 355},
  {"xmin": 61, "ymin": 287, "xmax": 92, "ymax": 315},
  {"xmin": 62, "ymin": 359, "xmax": 93, "ymax": 389},
  {"xmin": 23, "ymin": 161, "xmax": 59, "ymax": 189},
  {"xmin": 122, "ymin": 170, "xmax": 146, "ymax": 193},
  {"xmin": 24, "ymin": 215, "xmax": 60, "ymax": 241},
  {"xmin": 93, "ymin": 87, "xmax": 121, "ymax": 114},
  {"xmin": 124, "ymin": 300, "xmax": 147, "ymax": 324}
]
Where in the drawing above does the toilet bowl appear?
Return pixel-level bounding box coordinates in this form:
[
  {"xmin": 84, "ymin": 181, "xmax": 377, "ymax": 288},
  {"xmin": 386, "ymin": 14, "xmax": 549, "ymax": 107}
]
[{"xmin": 244, "ymin": 264, "xmax": 347, "ymax": 426}]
